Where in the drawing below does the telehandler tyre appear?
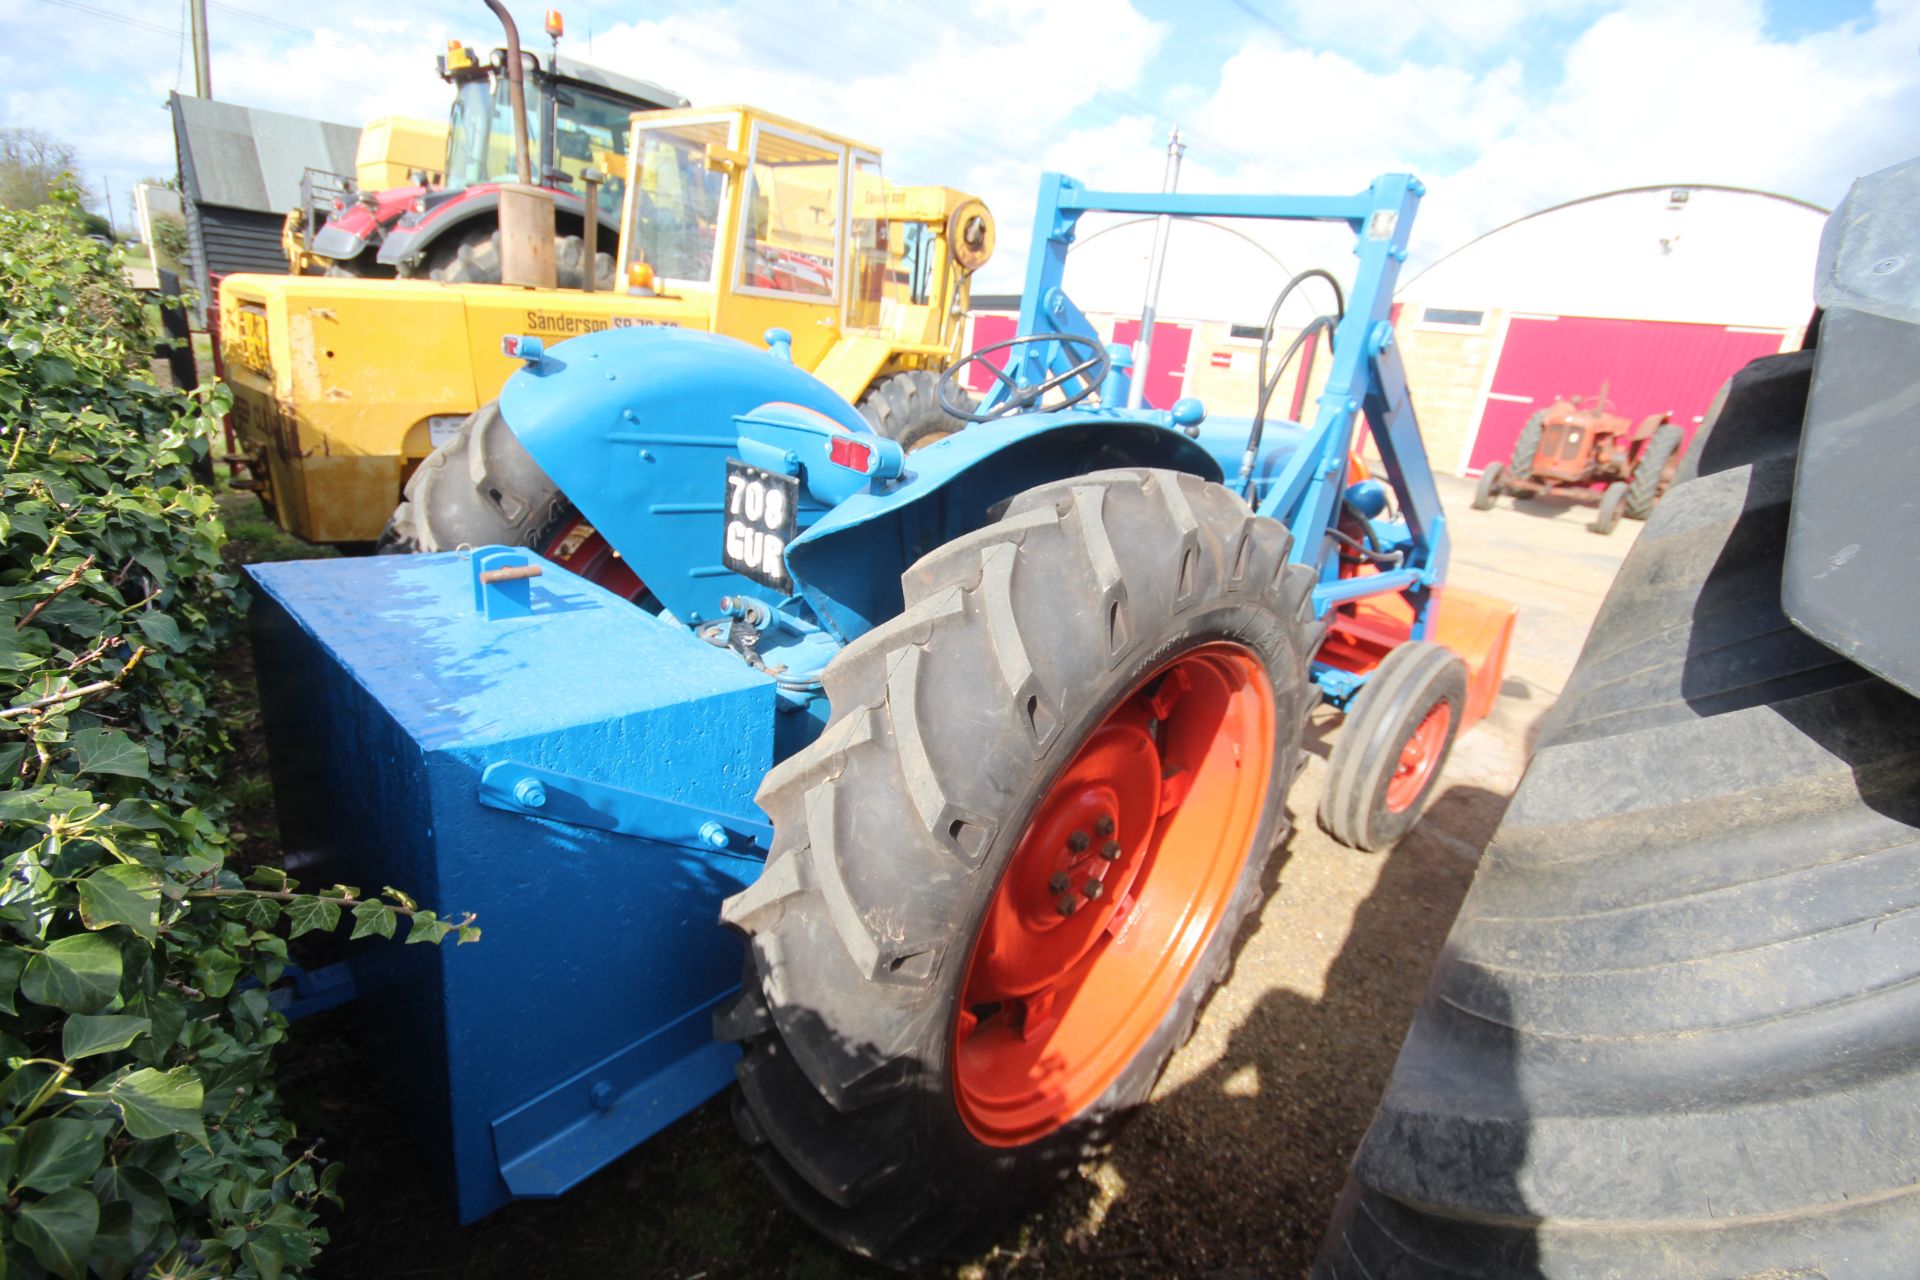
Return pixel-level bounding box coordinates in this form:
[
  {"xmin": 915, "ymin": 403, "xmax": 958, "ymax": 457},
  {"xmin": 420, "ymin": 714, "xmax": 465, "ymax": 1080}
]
[
  {"xmin": 719, "ymin": 468, "xmax": 1320, "ymax": 1266},
  {"xmin": 857, "ymin": 369, "xmax": 970, "ymax": 452},
  {"xmin": 376, "ymin": 401, "xmax": 645, "ymax": 599},
  {"xmin": 1317, "ymin": 640, "xmax": 1467, "ymax": 851},
  {"xmin": 1315, "ymin": 350, "xmax": 1920, "ymax": 1278}
]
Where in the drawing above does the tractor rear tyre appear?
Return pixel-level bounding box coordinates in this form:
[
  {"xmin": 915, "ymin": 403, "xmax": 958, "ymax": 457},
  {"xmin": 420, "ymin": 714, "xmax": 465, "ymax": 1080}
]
[
  {"xmin": 1317, "ymin": 640, "xmax": 1467, "ymax": 851},
  {"xmin": 1315, "ymin": 350, "xmax": 1920, "ymax": 1278},
  {"xmin": 858, "ymin": 369, "xmax": 970, "ymax": 452},
  {"xmin": 1470, "ymin": 462, "xmax": 1503, "ymax": 510},
  {"xmin": 377, "ymin": 400, "xmax": 644, "ymax": 599},
  {"xmin": 1591, "ymin": 479, "xmax": 1628, "ymax": 534},
  {"xmin": 1622, "ymin": 420, "xmax": 1683, "ymax": 519},
  {"xmin": 719, "ymin": 469, "xmax": 1320, "ymax": 1266},
  {"xmin": 1506, "ymin": 410, "xmax": 1545, "ymax": 481},
  {"xmin": 427, "ymin": 227, "xmax": 615, "ymax": 290}
]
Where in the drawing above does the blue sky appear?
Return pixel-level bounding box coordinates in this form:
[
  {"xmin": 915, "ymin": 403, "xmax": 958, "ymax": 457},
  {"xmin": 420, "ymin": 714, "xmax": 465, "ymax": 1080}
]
[{"xmin": 2, "ymin": 0, "xmax": 1914, "ymax": 307}]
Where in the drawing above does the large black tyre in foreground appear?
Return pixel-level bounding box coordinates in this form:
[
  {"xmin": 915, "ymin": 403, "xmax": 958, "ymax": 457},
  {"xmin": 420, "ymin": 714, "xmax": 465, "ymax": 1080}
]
[
  {"xmin": 719, "ymin": 469, "xmax": 1321, "ymax": 1266},
  {"xmin": 1314, "ymin": 349, "xmax": 1920, "ymax": 1277}
]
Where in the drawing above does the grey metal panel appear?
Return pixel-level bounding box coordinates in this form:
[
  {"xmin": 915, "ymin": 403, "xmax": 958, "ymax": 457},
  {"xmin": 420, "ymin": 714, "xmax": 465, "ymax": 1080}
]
[
  {"xmin": 172, "ymin": 92, "xmax": 360, "ymax": 213},
  {"xmin": 1783, "ymin": 153, "xmax": 1920, "ymax": 698}
]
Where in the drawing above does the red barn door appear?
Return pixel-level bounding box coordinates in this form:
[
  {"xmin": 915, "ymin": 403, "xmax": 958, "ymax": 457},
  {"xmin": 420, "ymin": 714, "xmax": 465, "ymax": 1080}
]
[{"xmin": 1466, "ymin": 315, "xmax": 1789, "ymax": 473}]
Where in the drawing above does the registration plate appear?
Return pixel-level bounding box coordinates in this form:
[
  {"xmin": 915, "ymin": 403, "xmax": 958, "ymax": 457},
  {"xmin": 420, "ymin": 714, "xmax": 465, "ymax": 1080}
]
[{"xmin": 721, "ymin": 460, "xmax": 798, "ymax": 591}]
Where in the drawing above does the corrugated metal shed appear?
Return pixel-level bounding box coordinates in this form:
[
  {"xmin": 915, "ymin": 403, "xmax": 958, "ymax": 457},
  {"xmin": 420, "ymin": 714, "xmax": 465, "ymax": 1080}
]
[{"xmin": 170, "ymin": 92, "xmax": 361, "ymax": 317}]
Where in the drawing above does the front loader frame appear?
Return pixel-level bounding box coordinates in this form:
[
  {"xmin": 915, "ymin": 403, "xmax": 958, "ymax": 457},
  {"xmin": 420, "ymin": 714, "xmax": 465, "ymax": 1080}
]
[{"xmin": 995, "ymin": 172, "xmax": 1454, "ymax": 707}]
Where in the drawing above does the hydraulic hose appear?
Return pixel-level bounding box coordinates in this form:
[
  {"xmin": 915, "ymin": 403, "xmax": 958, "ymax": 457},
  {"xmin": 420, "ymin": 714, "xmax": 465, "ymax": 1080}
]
[
  {"xmin": 1238, "ymin": 313, "xmax": 1337, "ymax": 493},
  {"xmin": 1255, "ymin": 268, "xmax": 1345, "ymax": 396}
]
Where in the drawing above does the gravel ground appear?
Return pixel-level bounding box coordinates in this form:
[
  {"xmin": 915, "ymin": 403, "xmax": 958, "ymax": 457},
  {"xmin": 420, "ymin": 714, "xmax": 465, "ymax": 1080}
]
[{"xmin": 263, "ymin": 475, "xmax": 1640, "ymax": 1279}]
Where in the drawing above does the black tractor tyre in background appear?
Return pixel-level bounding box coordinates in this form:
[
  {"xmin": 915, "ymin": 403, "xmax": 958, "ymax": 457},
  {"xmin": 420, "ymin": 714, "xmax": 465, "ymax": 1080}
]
[
  {"xmin": 1590, "ymin": 478, "xmax": 1627, "ymax": 534},
  {"xmin": 427, "ymin": 227, "xmax": 615, "ymax": 290},
  {"xmin": 1317, "ymin": 640, "xmax": 1467, "ymax": 852},
  {"xmin": 376, "ymin": 399, "xmax": 564, "ymax": 555},
  {"xmin": 718, "ymin": 469, "xmax": 1322, "ymax": 1267},
  {"xmin": 1470, "ymin": 462, "xmax": 1503, "ymax": 511},
  {"xmin": 1314, "ymin": 350, "xmax": 1920, "ymax": 1278},
  {"xmin": 1622, "ymin": 419, "xmax": 1684, "ymax": 520},
  {"xmin": 858, "ymin": 369, "xmax": 970, "ymax": 452},
  {"xmin": 1505, "ymin": 410, "xmax": 1544, "ymax": 481}
]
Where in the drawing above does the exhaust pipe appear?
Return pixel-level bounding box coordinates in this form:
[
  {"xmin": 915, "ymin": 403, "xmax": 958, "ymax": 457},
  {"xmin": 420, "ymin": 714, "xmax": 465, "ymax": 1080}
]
[{"xmin": 483, "ymin": 0, "xmax": 532, "ymax": 186}]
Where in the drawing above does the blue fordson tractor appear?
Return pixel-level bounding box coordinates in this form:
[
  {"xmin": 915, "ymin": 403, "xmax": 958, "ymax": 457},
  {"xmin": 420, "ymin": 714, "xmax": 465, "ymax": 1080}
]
[{"xmin": 247, "ymin": 171, "xmax": 1514, "ymax": 1264}]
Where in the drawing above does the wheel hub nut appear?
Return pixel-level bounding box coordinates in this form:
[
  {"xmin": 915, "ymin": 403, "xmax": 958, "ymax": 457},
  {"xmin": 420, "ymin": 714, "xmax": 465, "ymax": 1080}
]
[
  {"xmin": 1094, "ymin": 815, "xmax": 1115, "ymax": 837},
  {"xmin": 1068, "ymin": 830, "xmax": 1091, "ymax": 853},
  {"xmin": 1082, "ymin": 879, "xmax": 1104, "ymax": 900},
  {"xmin": 1056, "ymin": 893, "xmax": 1078, "ymax": 917},
  {"xmin": 1100, "ymin": 840, "xmax": 1122, "ymax": 861},
  {"xmin": 1049, "ymin": 871, "xmax": 1070, "ymax": 894}
]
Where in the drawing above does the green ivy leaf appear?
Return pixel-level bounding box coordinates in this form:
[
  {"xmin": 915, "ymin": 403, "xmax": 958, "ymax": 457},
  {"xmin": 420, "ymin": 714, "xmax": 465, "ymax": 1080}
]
[
  {"xmin": 349, "ymin": 898, "xmax": 397, "ymax": 941},
  {"xmin": 243, "ymin": 1230, "xmax": 287, "ymax": 1280},
  {"xmin": 68, "ymin": 727, "xmax": 149, "ymax": 780},
  {"xmin": 106, "ymin": 1067, "xmax": 205, "ymax": 1142},
  {"xmin": 91, "ymin": 1162, "xmax": 169, "ymax": 1240},
  {"xmin": 61, "ymin": 1013, "xmax": 151, "ymax": 1060},
  {"xmin": 15, "ymin": 1186, "xmax": 99, "ymax": 1280},
  {"xmin": 22, "ymin": 932, "xmax": 123, "ymax": 1013},
  {"xmin": 75, "ymin": 864, "xmax": 162, "ymax": 941},
  {"xmin": 0, "ymin": 945, "xmax": 27, "ymax": 1015},
  {"xmin": 404, "ymin": 910, "xmax": 452, "ymax": 945},
  {"xmin": 14, "ymin": 1118, "xmax": 104, "ymax": 1194},
  {"xmin": 284, "ymin": 895, "xmax": 339, "ymax": 938},
  {"xmin": 192, "ymin": 948, "xmax": 241, "ymax": 998}
]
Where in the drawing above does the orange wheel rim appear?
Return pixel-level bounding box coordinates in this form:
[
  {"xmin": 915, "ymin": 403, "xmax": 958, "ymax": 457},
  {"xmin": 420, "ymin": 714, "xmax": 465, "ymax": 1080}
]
[
  {"xmin": 952, "ymin": 642, "xmax": 1275, "ymax": 1147},
  {"xmin": 1385, "ymin": 702, "xmax": 1451, "ymax": 814}
]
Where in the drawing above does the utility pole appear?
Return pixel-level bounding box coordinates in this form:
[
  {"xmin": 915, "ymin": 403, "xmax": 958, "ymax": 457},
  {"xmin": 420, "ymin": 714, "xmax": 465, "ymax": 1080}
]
[
  {"xmin": 188, "ymin": 0, "xmax": 212, "ymax": 98},
  {"xmin": 1126, "ymin": 125, "xmax": 1186, "ymax": 409}
]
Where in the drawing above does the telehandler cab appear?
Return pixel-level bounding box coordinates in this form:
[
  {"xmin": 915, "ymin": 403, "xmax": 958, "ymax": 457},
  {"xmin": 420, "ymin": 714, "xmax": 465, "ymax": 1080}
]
[{"xmin": 220, "ymin": 105, "xmax": 994, "ymax": 549}]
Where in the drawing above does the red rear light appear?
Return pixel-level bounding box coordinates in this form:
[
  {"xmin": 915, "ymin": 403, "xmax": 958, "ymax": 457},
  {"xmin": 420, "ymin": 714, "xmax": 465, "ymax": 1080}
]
[{"xmin": 828, "ymin": 436, "xmax": 873, "ymax": 473}]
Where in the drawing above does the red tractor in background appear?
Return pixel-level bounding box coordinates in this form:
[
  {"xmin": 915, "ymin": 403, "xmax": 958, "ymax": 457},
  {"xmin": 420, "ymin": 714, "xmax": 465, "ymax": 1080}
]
[
  {"xmin": 1471, "ymin": 387, "xmax": 1684, "ymax": 534},
  {"xmin": 290, "ymin": 10, "xmax": 684, "ymax": 287}
]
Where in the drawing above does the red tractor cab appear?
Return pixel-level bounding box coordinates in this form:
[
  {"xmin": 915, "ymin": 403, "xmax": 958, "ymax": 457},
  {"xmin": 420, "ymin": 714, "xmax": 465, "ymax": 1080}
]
[{"xmin": 298, "ymin": 41, "xmax": 684, "ymax": 286}]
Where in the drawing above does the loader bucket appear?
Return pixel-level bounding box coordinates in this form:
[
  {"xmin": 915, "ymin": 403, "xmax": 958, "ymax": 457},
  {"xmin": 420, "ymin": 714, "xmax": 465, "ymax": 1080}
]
[{"xmin": 1318, "ymin": 587, "xmax": 1517, "ymax": 729}]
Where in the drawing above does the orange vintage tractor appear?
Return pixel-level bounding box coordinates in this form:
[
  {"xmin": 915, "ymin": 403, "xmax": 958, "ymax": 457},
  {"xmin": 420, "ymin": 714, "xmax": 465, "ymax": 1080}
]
[{"xmin": 1471, "ymin": 389, "xmax": 1683, "ymax": 534}]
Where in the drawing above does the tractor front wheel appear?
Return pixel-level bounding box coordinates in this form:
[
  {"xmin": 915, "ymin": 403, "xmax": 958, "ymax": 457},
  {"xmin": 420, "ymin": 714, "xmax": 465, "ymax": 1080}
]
[
  {"xmin": 1317, "ymin": 640, "xmax": 1467, "ymax": 851},
  {"xmin": 718, "ymin": 468, "xmax": 1319, "ymax": 1265},
  {"xmin": 1471, "ymin": 462, "xmax": 1504, "ymax": 510},
  {"xmin": 1592, "ymin": 479, "xmax": 1629, "ymax": 534}
]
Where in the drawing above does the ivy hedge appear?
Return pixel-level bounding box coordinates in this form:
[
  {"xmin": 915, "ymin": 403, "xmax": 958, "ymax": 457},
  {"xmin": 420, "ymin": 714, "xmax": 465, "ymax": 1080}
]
[{"xmin": 0, "ymin": 186, "xmax": 471, "ymax": 1279}]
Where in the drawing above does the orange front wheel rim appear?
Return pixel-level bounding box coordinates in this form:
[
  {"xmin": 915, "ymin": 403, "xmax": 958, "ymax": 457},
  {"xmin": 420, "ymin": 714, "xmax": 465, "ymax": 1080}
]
[
  {"xmin": 952, "ymin": 643, "xmax": 1276, "ymax": 1147},
  {"xmin": 1385, "ymin": 702, "xmax": 1451, "ymax": 814}
]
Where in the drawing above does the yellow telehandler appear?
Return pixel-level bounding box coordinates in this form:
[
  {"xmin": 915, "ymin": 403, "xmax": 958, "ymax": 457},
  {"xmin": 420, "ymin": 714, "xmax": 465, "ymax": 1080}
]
[{"xmin": 219, "ymin": 104, "xmax": 993, "ymax": 552}]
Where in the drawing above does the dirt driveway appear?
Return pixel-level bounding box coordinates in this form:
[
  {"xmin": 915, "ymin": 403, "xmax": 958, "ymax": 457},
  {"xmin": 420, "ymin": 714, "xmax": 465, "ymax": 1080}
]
[{"xmin": 289, "ymin": 476, "xmax": 1639, "ymax": 1279}]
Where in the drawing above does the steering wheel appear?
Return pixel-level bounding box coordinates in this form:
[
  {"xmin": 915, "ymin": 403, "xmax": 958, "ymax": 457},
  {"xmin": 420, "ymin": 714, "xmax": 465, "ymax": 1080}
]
[{"xmin": 938, "ymin": 333, "xmax": 1112, "ymax": 423}]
